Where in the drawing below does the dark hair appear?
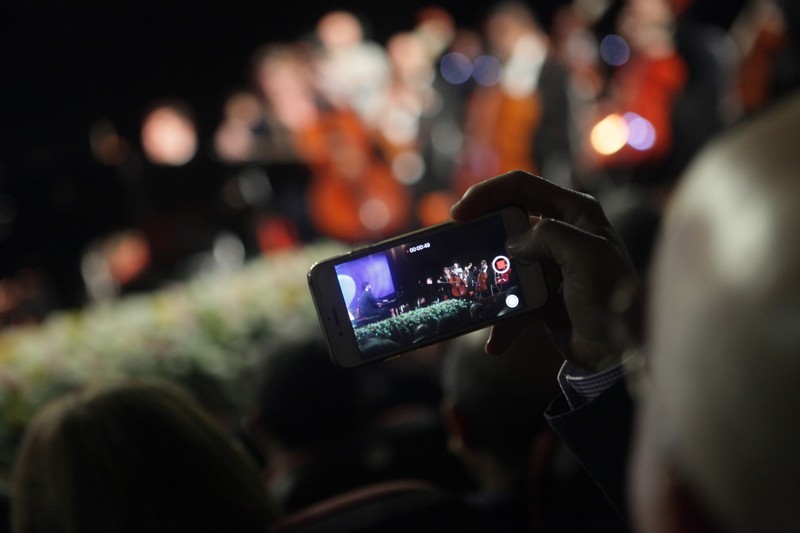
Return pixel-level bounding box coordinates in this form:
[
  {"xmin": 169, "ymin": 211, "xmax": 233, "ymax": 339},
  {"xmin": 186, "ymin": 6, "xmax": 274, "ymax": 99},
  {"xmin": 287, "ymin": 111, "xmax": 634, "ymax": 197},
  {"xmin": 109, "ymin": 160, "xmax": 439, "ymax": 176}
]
[
  {"xmin": 255, "ymin": 339, "xmax": 363, "ymax": 450},
  {"xmin": 441, "ymin": 329, "xmax": 560, "ymax": 470},
  {"xmin": 11, "ymin": 380, "xmax": 272, "ymax": 533}
]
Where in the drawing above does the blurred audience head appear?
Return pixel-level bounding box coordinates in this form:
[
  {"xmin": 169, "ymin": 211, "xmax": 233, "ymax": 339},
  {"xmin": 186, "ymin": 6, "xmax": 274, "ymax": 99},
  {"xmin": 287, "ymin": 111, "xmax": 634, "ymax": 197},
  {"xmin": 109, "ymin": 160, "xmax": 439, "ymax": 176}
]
[
  {"xmin": 251, "ymin": 338, "xmax": 363, "ymax": 453},
  {"xmin": 247, "ymin": 338, "xmax": 371, "ymax": 514},
  {"xmin": 440, "ymin": 326, "xmax": 562, "ymax": 490},
  {"xmin": 11, "ymin": 380, "xmax": 272, "ymax": 533},
  {"xmin": 630, "ymin": 92, "xmax": 800, "ymax": 533}
]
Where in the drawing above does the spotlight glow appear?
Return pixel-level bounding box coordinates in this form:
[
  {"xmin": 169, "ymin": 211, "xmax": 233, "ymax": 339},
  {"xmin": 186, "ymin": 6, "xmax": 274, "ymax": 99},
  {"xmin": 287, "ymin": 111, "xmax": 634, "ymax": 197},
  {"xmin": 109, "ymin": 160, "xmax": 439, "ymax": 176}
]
[
  {"xmin": 141, "ymin": 103, "xmax": 197, "ymax": 166},
  {"xmin": 591, "ymin": 114, "xmax": 629, "ymax": 155},
  {"xmin": 624, "ymin": 112, "xmax": 656, "ymax": 151}
]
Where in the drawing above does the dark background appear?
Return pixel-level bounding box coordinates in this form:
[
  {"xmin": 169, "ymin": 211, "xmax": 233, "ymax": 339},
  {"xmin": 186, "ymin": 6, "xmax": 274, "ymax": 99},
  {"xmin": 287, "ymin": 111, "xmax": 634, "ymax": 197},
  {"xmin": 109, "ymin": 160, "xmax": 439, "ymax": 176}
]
[{"xmin": 0, "ymin": 0, "xmax": 746, "ymax": 309}]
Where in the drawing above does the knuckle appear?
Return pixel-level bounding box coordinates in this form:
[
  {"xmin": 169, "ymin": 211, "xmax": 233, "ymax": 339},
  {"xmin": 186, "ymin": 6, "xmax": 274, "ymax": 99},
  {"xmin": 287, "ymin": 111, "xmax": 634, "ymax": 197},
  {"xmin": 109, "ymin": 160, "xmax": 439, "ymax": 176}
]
[{"xmin": 579, "ymin": 193, "xmax": 604, "ymax": 215}]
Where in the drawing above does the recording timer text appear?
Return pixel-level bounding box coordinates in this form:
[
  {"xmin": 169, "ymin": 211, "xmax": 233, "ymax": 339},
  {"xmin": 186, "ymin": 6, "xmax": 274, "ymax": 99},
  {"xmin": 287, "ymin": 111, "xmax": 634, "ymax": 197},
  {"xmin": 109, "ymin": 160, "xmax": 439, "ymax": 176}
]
[{"xmin": 406, "ymin": 242, "xmax": 431, "ymax": 254}]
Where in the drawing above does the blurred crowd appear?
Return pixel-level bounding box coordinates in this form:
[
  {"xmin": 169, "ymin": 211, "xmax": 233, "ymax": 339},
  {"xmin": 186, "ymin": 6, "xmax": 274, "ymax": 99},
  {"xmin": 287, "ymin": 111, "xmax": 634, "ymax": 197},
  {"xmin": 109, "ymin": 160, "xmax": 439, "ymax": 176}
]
[
  {"xmin": 4, "ymin": 327, "xmax": 631, "ymax": 532},
  {"xmin": 1, "ymin": 0, "xmax": 798, "ymax": 325}
]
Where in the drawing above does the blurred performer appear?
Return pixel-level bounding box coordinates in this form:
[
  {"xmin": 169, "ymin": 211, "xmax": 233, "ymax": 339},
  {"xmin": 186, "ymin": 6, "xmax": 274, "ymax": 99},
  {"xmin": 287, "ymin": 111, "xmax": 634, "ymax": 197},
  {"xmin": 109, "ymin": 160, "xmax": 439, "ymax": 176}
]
[
  {"xmin": 455, "ymin": 1, "xmax": 572, "ymax": 194},
  {"xmin": 548, "ymin": 3, "xmax": 609, "ymax": 189},
  {"xmin": 463, "ymin": 262, "xmax": 478, "ymax": 293},
  {"xmin": 313, "ymin": 10, "xmax": 391, "ymax": 131},
  {"xmin": 476, "ymin": 259, "xmax": 490, "ymax": 297},
  {"xmin": 731, "ymin": 0, "xmax": 794, "ymax": 115},
  {"xmin": 585, "ymin": 0, "xmax": 688, "ymax": 181},
  {"xmin": 252, "ymin": 44, "xmax": 410, "ymax": 243},
  {"xmin": 375, "ymin": 23, "xmax": 469, "ymax": 227}
]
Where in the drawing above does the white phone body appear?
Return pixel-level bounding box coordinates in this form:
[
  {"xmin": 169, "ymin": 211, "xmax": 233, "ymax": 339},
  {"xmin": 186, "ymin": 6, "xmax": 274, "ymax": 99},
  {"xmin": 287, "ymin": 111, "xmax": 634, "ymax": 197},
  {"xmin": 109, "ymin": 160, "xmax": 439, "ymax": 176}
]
[{"xmin": 307, "ymin": 206, "xmax": 548, "ymax": 368}]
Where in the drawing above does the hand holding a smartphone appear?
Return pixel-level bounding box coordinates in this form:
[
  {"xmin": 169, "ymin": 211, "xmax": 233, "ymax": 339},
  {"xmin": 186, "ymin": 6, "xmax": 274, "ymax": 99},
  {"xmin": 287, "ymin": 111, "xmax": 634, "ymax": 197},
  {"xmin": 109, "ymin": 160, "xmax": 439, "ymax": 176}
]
[
  {"xmin": 451, "ymin": 170, "xmax": 639, "ymax": 372},
  {"xmin": 309, "ymin": 205, "xmax": 548, "ymax": 367}
]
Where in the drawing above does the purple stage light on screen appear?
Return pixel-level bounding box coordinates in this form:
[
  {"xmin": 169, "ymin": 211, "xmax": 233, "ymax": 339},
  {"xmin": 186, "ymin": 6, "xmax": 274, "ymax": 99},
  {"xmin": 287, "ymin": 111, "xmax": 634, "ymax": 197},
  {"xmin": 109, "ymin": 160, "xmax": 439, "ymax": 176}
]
[{"xmin": 335, "ymin": 252, "xmax": 395, "ymax": 311}]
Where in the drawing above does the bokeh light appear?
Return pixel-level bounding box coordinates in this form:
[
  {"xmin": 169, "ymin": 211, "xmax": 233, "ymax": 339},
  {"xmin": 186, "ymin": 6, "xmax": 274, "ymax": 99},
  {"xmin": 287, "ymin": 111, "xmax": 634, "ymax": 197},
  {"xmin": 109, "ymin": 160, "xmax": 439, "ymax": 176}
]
[
  {"xmin": 391, "ymin": 150, "xmax": 426, "ymax": 185},
  {"xmin": 82, "ymin": 231, "xmax": 151, "ymax": 302},
  {"xmin": 89, "ymin": 119, "xmax": 131, "ymax": 166},
  {"xmin": 591, "ymin": 112, "xmax": 658, "ymax": 154},
  {"xmin": 416, "ymin": 190, "xmax": 457, "ymax": 227},
  {"xmin": 359, "ymin": 198, "xmax": 391, "ymax": 231},
  {"xmin": 440, "ymin": 52, "xmax": 473, "ymax": 84},
  {"xmin": 472, "ymin": 55, "xmax": 503, "ymax": 87},
  {"xmin": 212, "ymin": 232, "xmax": 246, "ymax": 272},
  {"xmin": 599, "ymin": 34, "xmax": 630, "ymax": 66},
  {"xmin": 140, "ymin": 102, "xmax": 198, "ymax": 166},
  {"xmin": 381, "ymin": 107, "xmax": 420, "ymax": 146},
  {"xmin": 591, "ymin": 113, "xmax": 629, "ymax": 155},
  {"xmin": 624, "ymin": 112, "xmax": 657, "ymax": 150}
]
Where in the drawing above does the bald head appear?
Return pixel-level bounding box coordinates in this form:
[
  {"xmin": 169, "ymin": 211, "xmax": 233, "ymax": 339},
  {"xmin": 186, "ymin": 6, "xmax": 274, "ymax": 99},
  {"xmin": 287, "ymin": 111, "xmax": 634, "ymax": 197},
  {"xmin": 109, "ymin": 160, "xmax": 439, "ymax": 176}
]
[{"xmin": 637, "ymin": 93, "xmax": 800, "ymax": 532}]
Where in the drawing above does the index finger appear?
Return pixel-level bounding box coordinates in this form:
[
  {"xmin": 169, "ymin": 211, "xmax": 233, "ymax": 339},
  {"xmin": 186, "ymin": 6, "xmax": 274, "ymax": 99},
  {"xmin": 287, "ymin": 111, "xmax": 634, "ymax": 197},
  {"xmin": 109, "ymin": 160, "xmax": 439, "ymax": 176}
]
[{"xmin": 450, "ymin": 170, "xmax": 612, "ymax": 236}]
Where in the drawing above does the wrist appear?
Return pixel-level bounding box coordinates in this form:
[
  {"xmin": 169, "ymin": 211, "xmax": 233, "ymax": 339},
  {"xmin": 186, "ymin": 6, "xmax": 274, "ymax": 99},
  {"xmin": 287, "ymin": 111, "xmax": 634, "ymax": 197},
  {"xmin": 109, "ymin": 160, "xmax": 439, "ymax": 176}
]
[
  {"xmin": 568, "ymin": 338, "xmax": 624, "ymax": 373},
  {"xmin": 591, "ymin": 352, "xmax": 624, "ymax": 373}
]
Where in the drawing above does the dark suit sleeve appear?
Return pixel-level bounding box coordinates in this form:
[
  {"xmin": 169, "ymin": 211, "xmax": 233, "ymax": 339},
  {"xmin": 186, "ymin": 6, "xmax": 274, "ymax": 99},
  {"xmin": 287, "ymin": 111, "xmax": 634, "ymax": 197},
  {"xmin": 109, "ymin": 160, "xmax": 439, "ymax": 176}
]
[{"xmin": 545, "ymin": 379, "xmax": 635, "ymax": 524}]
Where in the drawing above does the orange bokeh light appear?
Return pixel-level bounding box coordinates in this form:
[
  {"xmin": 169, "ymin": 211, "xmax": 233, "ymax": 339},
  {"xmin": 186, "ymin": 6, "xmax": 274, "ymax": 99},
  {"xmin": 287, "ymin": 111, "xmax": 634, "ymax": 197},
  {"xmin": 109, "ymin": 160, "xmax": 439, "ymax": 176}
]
[
  {"xmin": 141, "ymin": 103, "xmax": 197, "ymax": 166},
  {"xmin": 590, "ymin": 113, "xmax": 629, "ymax": 155}
]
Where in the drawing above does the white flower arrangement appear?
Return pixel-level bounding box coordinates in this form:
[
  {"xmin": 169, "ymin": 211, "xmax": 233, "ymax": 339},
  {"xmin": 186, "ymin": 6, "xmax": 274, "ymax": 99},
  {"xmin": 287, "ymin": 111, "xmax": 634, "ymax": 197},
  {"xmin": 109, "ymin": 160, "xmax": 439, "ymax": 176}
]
[{"xmin": 0, "ymin": 242, "xmax": 346, "ymax": 479}]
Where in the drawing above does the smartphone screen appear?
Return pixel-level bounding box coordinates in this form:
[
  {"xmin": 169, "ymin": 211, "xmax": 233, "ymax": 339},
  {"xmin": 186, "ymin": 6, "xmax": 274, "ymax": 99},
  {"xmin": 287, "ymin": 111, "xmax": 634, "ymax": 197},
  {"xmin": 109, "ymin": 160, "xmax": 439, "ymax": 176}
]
[{"xmin": 309, "ymin": 208, "xmax": 548, "ymax": 367}]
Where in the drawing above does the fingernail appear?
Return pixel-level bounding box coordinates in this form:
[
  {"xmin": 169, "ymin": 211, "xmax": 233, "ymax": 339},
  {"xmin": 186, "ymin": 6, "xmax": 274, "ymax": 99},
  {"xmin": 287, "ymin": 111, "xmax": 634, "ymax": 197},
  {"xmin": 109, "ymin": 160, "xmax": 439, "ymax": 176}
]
[{"xmin": 506, "ymin": 234, "xmax": 523, "ymax": 253}]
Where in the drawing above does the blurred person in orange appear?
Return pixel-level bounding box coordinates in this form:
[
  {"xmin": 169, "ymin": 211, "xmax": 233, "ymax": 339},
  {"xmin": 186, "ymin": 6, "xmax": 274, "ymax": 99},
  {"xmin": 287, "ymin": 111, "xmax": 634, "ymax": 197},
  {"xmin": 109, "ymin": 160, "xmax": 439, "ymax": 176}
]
[
  {"xmin": 584, "ymin": 0, "xmax": 688, "ymax": 182},
  {"xmin": 730, "ymin": 0, "xmax": 798, "ymax": 116}
]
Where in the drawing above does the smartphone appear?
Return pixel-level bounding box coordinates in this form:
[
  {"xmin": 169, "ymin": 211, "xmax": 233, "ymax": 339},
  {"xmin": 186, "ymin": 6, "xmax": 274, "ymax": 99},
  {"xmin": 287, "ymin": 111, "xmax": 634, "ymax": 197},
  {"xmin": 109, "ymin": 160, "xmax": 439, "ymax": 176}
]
[{"xmin": 307, "ymin": 206, "xmax": 548, "ymax": 368}]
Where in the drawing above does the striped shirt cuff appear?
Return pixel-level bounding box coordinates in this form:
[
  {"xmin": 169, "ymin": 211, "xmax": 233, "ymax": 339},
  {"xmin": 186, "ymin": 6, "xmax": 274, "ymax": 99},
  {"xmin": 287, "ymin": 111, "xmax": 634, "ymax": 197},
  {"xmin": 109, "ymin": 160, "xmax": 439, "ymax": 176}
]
[{"xmin": 558, "ymin": 360, "xmax": 626, "ymax": 409}]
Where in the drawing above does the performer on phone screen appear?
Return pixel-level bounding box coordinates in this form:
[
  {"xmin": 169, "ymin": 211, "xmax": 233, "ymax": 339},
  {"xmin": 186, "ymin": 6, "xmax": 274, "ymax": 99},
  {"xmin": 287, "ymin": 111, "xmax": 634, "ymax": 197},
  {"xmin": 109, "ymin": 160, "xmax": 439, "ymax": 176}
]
[
  {"xmin": 445, "ymin": 266, "xmax": 467, "ymax": 298},
  {"xmin": 358, "ymin": 282, "xmax": 391, "ymax": 319},
  {"xmin": 476, "ymin": 259, "xmax": 490, "ymax": 296}
]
